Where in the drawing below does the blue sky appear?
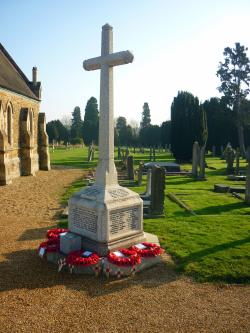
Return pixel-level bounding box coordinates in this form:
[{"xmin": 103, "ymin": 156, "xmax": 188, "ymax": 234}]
[{"xmin": 1, "ymin": 0, "xmax": 250, "ymax": 125}]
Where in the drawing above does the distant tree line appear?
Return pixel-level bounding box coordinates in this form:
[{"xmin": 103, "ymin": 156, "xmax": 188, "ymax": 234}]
[
  {"xmin": 46, "ymin": 97, "xmax": 99, "ymax": 145},
  {"xmin": 46, "ymin": 42, "xmax": 250, "ymax": 160}
]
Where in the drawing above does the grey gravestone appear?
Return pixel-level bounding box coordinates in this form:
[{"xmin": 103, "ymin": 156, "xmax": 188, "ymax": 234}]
[
  {"xmin": 137, "ymin": 162, "xmax": 143, "ymax": 186},
  {"xmin": 150, "ymin": 166, "xmax": 165, "ymax": 214},
  {"xmin": 224, "ymin": 143, "xmax": 235, "ymax": 174},
  {"xmin": 127, "ymin": 155, "xmax": 134, "ymax": 180},
  {"xmin": 199, "ymin": 146, "xmax": 206, "ymax": 180}
]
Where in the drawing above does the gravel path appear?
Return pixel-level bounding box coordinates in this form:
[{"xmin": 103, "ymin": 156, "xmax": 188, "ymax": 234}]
[{"xmin": 0, "ymin": 168, "xmax": 249, "ymax": 333}]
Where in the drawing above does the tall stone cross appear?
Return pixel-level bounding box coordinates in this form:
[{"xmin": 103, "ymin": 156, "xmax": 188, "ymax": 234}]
[{"xmin": 83, "ymin": 24, "xmax": 134, "ymax": 187}]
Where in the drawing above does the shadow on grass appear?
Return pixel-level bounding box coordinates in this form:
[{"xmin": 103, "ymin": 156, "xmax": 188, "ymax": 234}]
[
  {"xmin": 167, "ymin": 177, "xmax": 197, "ymax": 186},
  {"xmin": 178, "ymin": 236, "xmax": 250, "ymax": 283},
  {"xmin": 0, "ymin": 249, "xmax": 178, "ymax": 295},
  {"xmin": 195, "ymin": 201, "xmax": 247, "ymax": 215}
]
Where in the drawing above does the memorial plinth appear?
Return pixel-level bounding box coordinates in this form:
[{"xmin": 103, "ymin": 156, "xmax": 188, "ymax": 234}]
[{"xmin": 69, "ymin": 184, "xmax": 145, "ymax": 255}]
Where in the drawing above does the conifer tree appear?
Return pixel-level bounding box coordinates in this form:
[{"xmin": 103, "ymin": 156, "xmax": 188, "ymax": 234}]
[
  {"xmin": 71, "ymin": 106, "xmax": 83, "ymax": 141},
  {"xmin": 140, "ymin": 103, "xmax": 151, "ymax": 128},
  {"xmin": 83, "ymin": 97, "xmax": 99, "ymax": 145}
]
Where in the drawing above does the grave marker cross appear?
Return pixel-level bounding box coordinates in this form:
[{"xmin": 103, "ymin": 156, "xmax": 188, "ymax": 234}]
[{"xmin": 83, "ymin": 24, "xmax": 134, "ymax": 186}]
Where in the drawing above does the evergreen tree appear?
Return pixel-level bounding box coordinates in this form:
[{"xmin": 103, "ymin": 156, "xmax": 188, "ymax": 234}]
[
  {"xmin": 171, "ymin": 91, "xmax": 205, "ymax": 161},
  {"xmin": 116, "ymin": 116, "xmax": 128, "ymax": 145},
  {"xmin": 161, "ymin": 121, "xmax": 171, "ymax": 146},
  {"xmin": 140, "ymin": 103, "xmax": 151, "ymax": 128},
  {"xmin": 46, "ymin": 120, "xmax": 69, "ymax": 143},
  {"xmin": 83, "ymin": 97, "xmax": 99, "ymax": 145},
  {"xmin": 139, "ymin": 125, "xmax": 161, "ymax": 147},
  {"xmin": 71, "ymin": 106, "xmax": 83, "ymax": 140},
  {"xmin": 203, "ymin": 98, "xmax": 237, "ymax": 152},
  {"xmin": 217, "ymin": 42, "xmax": 250, "ymax": 156}
]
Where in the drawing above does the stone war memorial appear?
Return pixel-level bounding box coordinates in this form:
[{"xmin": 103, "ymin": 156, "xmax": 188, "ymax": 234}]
[
  {"xmin": 0, "ymin": 43, "xmax": 50, "ymax": 185},
  {"xmin": 38, "ymin": 24, "xmax": 163, "ymax": 278},
  {"xmin": 68, "ymin": 23, "xmax": 159, "ymax": 255}
]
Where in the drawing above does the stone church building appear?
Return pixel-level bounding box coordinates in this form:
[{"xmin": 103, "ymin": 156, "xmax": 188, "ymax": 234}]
[{"xmin": 0, "ymin": 43, "xmax": 50, "ymax": 185}]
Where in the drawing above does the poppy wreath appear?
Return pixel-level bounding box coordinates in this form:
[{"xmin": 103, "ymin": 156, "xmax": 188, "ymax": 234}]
[
  {"xmin": 66, "ymin": 250, "xmax": 100, "ymax": 267},
  {"xmin": 130, "ymin": 242, "xmax": 164, "ymax": 257},
  {"xmin": 107, "ymin": 248, "xmax": 141, "ymax": 266},
  {"xmin": 46, "ymin": 228, "xmax": 68, "ymax": 241},
  {"xmin": 38, "ymin": 238, "xmax": 60, "ymax": 253}
]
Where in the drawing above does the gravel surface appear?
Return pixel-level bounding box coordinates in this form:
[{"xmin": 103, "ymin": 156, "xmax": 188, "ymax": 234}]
[{"xmin": 0, "ymin": 167, "xmax": 249, "ymax": 333}]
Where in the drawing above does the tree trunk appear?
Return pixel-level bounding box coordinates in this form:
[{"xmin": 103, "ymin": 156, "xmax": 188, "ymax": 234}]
[{"xmin": 237, "ymin": 123, "xmax": 246, "ymax": 158}]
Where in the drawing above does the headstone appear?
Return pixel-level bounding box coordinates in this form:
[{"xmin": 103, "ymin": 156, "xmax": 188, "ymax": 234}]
[
  {"xmin": 68, "ymin": 24, "xmax": 148, "ymax": 255},
  {"xmin": 192, "ymin": 141, "xmax": 200, "ymax": 178},
  {"xmin": 224, "ymin": 143, "xmax": 235, "ymax": 174},
  {"xmin": 137, "ymin": 162, "xmax": 143, "ymax": 186},
  {"xmin": 199, "ymin": 146, "xmax": 206, "ymax": 180},
  {"xmin": 127, "ymin": 155, "xmax": 134, "ymax": 180},
  {"xmin": 150, "ymin": 166, "xmax": 165, "ymax": 214}
]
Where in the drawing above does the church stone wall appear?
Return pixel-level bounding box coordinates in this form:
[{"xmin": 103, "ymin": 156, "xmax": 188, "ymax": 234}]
[{"xmin": 0, "ymin": 88, "xmax": 42, "ymax": 184}]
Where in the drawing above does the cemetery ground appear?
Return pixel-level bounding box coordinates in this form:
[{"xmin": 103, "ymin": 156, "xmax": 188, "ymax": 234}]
[{"xmin": 0, "ymin": 147, "xmax": 249, "ymax": 332}]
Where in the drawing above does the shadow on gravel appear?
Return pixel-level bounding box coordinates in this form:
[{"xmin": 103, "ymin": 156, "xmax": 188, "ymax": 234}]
[
  {"xmin": 18, "ymin": 227, "xmax": 53, "ymax": 241},
  {"xmin": 0, "ymin": 250, "xmax": 178, "ymax": 296}
]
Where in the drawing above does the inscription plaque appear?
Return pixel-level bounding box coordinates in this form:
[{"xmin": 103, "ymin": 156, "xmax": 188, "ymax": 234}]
[
  {"xmin": 71, "ymin": 206, "xmax": 97, "ymax": 234},
  {"xmin": 110, "ymin": 206, "xmax": 140, "ymax": 235}
]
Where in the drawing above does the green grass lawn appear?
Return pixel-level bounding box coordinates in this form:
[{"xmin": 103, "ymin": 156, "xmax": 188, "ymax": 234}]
[{"xmin": 51, "ymin": 146, "xmax": 250, "ymax": 283}]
